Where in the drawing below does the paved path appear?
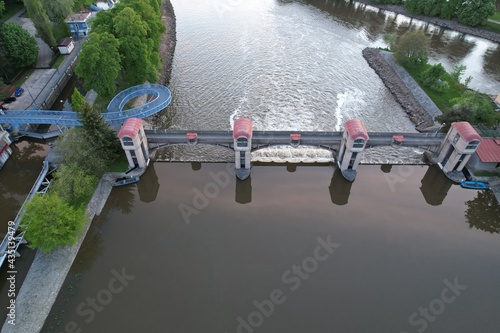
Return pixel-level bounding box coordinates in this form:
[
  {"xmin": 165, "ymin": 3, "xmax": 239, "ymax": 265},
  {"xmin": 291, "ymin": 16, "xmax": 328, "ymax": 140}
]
[
  {"xmin": 6, "ymin": 9, "xmax": 53, "ymax": 69},
  {"xmin": 4, "ymin": 41, "xmax": 82, "ymax": 112},
  {"xmin": 0, "ymin": 174, "xmax": 115, "ymax": 333}
]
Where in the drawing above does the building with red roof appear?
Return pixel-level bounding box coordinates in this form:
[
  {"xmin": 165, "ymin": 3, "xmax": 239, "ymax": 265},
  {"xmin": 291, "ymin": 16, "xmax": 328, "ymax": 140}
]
[
  {"xmin": 468, "ymin": 138, "xmax": 500, "ymax": 172},
  {"xmin": 117, "ymin": 118, "xmax": 149, "ymax": 169}
]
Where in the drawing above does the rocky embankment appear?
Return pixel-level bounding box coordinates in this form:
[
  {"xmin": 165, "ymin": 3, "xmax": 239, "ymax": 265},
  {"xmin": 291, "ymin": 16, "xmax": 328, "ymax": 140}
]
[
  {"xmin": 158, "ymin": 0, "xmax": 177, "ymax": 86},
  {"xmin": 355, "ymin": 0, "xmax": 500, "ymax": 44},
  {"xmin": 362, "ymin": 48, "xmax": 435, "ymax": 131}
]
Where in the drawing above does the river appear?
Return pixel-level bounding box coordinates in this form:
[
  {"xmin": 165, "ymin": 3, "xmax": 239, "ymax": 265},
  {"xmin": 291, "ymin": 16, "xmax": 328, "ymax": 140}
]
[
  {"xmin": 3, "ymin": 0, "xmax": 500, "ymax": 332},
  {"xmin": 42, "ymin": 162, "xmax": 500, "ymax": 332},
  {"xmin": 153, "ymin": 0, "xmax": 500, "ymax": 164}
]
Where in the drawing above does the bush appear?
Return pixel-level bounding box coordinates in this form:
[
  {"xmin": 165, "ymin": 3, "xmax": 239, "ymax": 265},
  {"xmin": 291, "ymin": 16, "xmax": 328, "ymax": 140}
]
[
  {"xmin": 21, "ymin": 193, "xmax": 87, "ymax": 253},
  {"xmin": 431, "ymin": 80, "xmax": 449, "ymax": 93}
]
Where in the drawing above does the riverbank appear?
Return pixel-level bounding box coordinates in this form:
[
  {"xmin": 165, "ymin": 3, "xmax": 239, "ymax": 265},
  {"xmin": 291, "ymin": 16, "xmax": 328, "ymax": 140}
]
[
  {"xmin": 362, "ymin": 48, "xmax": 437, "ymax": 131},
  {"xmin": 0, "ymin": 173, "xmax": 115, "ymax": 333},
  {"xmin": 355, "ymin": 0, "xmax": 500, "ymax": 44},
  {"xmin": 158, "ymin": 0, "xmax": 177, "ymax": 86},
  {"xmin": 0, "ymin": 1, "xmax": 178, "ymax": 331}
]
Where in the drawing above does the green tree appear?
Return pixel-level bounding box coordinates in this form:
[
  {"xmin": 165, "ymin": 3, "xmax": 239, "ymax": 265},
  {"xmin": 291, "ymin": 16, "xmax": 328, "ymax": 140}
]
[
  {"xmin": 113, "ymin": 7, "xmax": 157, "ymax": 84},
  {"xmin": 383, "ymin": 33, "xmax": 397, "ymax": 50},
  {"xmin": 438, "ymin": 90, "xmax": 499, "ymax": 128},
  {"xmin": 420, "ymin": 63, "xmax": 449, "ymax": 92},
  {"xmin": 54, "ymin": 127, "xmax": 110, "ymax": 175},
  {"xmin": 436, "ymin": 104, "xmax": 473, "ymax": 131},
  {"xmin": 21, "ymin": 193, "xmax": 87, "ymax": 253},
  {"xmin": 78, "ymin": 102, "xmax": 122, "ymax": 164},
  {"xmin": 0, "ymin": 22, "xmax": 39, "ymax": 68},
  {"xmin": 75, "ymin": 32, "xmax": 121, "ymax": 98},
  {"xmin": 70, "ymin": 89, "xmax": 87, "ymax": 112},
  {"xmin": 24, "ymin": 0, "xmax": 56, "ymax": 46},
  {"xmin": 456, "ymin": 0, "xmax": 495, "ymax": 26},
  {"xmin": 394, "ymin": 30, "xmax": 429, "ymax": 67},
  {"xmin": 90, "ymin": 9, "xmax": 115, "ymax": 35},
  {"xmin": 440, "ymin": 0, "xmax": 459, "ymax": 19},
  {"xmin": 0, "ymin": 77, "xmax": 8, "ymax": 100},
  {"xmin": 50, "ymin": 163, "xmax": 98, "ymax": 206},
  {"xmin": 451, "ymin": 64, "xmax": 467, "ymax": 83},
  {"xmin": 73, "ymin": 0, "xmax": 93, "ymax": 11},
  {"xmin": 41, "ymin": 0, "xmax": 74, "ymax": 22},
  {"xmin": 0, "ymin": 1, "xmax": 5, "ymax": 17},
  {"xmin": 57, "ymin": 90, "xmax": 122, "ymax": 175}
]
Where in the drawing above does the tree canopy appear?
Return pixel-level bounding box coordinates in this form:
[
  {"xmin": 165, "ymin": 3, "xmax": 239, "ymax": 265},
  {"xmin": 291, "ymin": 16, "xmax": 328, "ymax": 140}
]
[
  {"xmin": 50, "ymin": 163, "xmax": 99, "ymax": 206},
  {"xmin": 394, "ymin": 30, "xmax": 429, "ymax": 67},
  {"xmin": 21, "ymin": 193, "xmax": 87, "ymax": 253},
  {"xmin": 456, "ymin": 0, "xmax": 495, "ymax": 27},
  {"xmin": 404, "ymin": 0, "xmax": 494, "ymax": 25},
  {"xmin": 23, "ymin": 0, "xmax": 56, "ymax": 46},
  {"xmin": 0, "ymin": 22, "xmax": 38, "ymax": 68},
  {"xmin": 75, "ymin": 32, "xmax": 121, "ymax": 98},
  {"xmin": 78, "ymin": 0, "xmax": 165, "ymax": 87},
  {"xmin": 40, "ymin": 0, "xmax": 74, "ymax": 22},
  {"xmin": 437, "ymin": 91, "xmax": 500, "ymax": 129}
]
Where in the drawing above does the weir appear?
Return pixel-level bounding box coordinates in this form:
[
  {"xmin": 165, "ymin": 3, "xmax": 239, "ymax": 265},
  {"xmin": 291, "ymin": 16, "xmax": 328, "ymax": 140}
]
[{"xmin": 140, "ymin": 118, "xmax": 482, "ymax": 182}]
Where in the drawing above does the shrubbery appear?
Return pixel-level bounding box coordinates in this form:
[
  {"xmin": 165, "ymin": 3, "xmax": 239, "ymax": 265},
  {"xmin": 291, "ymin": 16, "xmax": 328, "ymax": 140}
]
[{"xmin": 21, "ymin": 91, "xmax": 123, "ymax": 252}]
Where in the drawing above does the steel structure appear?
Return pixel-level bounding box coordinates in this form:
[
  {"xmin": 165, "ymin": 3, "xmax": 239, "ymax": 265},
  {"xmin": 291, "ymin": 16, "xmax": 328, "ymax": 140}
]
[{"xmin": 0, "ymin": 83, "xmax": 172, "ymax": 126}]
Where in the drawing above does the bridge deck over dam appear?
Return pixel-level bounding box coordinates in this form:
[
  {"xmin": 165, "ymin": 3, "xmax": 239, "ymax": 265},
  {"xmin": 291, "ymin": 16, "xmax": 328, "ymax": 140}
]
[{"xmin": 146, "ymin": 129, "xmax": 446, "ymax": 152}]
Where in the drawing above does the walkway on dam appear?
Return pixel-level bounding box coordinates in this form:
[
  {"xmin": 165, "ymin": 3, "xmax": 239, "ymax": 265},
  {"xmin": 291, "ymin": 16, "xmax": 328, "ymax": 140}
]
[{"xmin": 146, "ymin": 129, "xmax": 446, "ymax": 151}]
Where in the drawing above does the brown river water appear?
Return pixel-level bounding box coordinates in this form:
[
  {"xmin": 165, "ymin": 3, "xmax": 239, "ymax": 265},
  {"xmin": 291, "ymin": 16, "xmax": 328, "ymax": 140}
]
[{"xmin": 1, "ymin": 0, "xmax": 500, "ymax": 332}]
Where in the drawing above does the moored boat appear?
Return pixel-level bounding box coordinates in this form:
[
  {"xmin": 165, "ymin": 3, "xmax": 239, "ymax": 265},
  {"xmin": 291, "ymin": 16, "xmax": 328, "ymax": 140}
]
[
  {"xmin": 460, "ymin": 180, "xmax": 490, "ymax": 190},
  {"xmin": 114, "ymin": 176, "xmax": 140, "ymax": 187}
]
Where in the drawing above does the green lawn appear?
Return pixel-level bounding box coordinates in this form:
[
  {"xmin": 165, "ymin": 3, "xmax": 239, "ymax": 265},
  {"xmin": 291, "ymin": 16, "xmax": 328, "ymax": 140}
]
[
  {"xmin": 484, "ymin": 20, "xmax": 500, "ymax": 33},
  {"xmin": 108, "ymin": 154, "xmax": 129, "ymax": 172},
  {"xmin": 52, "ymin": 55, "xmax": 66, "ymax": 69},
  {"xmin": 404, "ymin": 63, "xmax": 464, "ymax": 111},
  {"xmin": 490, "ymin": 12, "xmax": 500, "ymax": 21}
]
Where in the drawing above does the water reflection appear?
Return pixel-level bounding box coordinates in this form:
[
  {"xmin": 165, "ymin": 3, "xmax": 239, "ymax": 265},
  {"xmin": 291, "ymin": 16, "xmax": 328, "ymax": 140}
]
[
  {"xmin": 107, "ymin": 186, "xmax": 135, "ymax": 215},
  {"xmin": 465, "ymin": 190, "xmax": 500, "ymax": 234},
  {"xmin": 138, "ymin": 162, "xmax": 160, "ymax": 203},
  {"xmin": 329, "ymin": 167, "xmax": 352, "ymax": 205},
  {"xmin": 419, "ymin": 165, "xmax": 453, "ymax": 206},
  {"xmin": 483, "ymin": 45, "xmax": 500, "ymax": 82},
  {"xmin": 380, "ymin": 164, "xmax": 392, "ymax": 173},
  {"xmin": 0, "ymin": 141, "xmax": 47, "ymax": 228},
  {"xmin": 191, "ymin": 162, "xmax": 202, "ymax": 171},
  {"xmin": 235, "ymin": 177, "xmax": 252, "ymax": 204}
]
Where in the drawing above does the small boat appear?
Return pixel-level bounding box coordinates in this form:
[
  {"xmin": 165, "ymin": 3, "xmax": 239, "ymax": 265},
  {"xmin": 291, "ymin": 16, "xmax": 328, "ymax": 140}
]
[
  {"xmin": 114, "ymin": 176, "xmax": 140, "ymax": 187},
  {"xmin": 460, "ymin": 180, "xmax": 490, "ymax": 190}
]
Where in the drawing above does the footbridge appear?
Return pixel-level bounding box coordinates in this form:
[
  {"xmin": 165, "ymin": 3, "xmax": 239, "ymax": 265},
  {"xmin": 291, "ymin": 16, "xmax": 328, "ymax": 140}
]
[
  {"xmin": 0, "ymin": 83, "xmax": 171, "ymax": 126},
  {"xmin": 146, "ymin": 129, "xmax": 445, "ymax": 151}
]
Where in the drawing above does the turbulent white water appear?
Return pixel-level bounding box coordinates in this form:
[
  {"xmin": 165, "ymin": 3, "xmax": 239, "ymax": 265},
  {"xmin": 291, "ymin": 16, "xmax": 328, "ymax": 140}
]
[{"xmin": 156, "ymin": 0, "xmax": 499, "ymax": 163}]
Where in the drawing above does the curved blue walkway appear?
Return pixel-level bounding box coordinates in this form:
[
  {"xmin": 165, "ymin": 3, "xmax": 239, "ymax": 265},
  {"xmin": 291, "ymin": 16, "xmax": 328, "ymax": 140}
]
[{"xmin": 0, "ymin": 83, "xmax": 171, "ymax": 126}]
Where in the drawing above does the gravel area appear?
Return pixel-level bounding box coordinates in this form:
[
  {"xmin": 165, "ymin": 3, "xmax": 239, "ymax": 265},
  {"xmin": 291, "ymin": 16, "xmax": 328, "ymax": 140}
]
[{"xmin": 356, "ymin": 0, "xmax": 500, "ymax": 44}]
